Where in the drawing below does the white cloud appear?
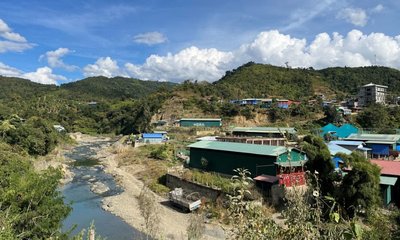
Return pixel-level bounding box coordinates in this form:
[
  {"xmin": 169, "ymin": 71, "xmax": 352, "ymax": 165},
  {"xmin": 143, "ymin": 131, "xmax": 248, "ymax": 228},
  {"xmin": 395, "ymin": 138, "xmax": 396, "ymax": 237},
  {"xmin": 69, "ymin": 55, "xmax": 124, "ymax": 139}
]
[
  {"xmin": 125, "ymin": 46, "xmax": 234, "ymax": 81},
  {"xmin": 133, "ymin": 31, "xmax": 167, "ymax": 45},
  {"xmin": 83, "ymin": 57, "xmax": 126, "ymax": 77},
  {"xmin": 0, "ymin": 62, "xmax": 23, "ymax": 77},
  {"xmin": 83, "ymin": 30, "xmax": 400, "ymax": 83},
  {"xmin": 22, "ymin": 67, "xmax": 66, "ymax": 85},
  {"xmin": 337, "ymin": 7, "xmax": 368, "ymax": 27},
  {"xmin": 0, "ymin": 19, "xmax": 32, "ymax": 53},
  {"xmin": 40, "ymin": 48, "xmax": 78, "ymax": 71},
  {"xmin": 371, "ymin": 4, "xmax": 384, "ymax": 13}
]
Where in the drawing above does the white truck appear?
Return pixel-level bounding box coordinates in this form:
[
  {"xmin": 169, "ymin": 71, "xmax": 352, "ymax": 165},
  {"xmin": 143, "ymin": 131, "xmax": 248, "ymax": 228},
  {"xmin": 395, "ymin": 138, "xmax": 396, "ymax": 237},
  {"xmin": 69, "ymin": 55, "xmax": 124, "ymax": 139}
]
[{"xmin": 169, "ymin": 188, "xmax": 201, "ymax": 212}]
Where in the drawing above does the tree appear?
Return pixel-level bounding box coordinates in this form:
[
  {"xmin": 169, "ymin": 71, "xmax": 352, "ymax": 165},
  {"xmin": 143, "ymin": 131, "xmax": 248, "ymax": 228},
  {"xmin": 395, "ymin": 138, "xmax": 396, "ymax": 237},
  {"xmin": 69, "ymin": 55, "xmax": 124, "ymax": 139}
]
[
  {"xmin": 302, "ymin": 135, "xmax": 336, "ymax": 196},
  {"xmin": 338, "ymin": 153, "xmax": 381, "ymax": 218}
]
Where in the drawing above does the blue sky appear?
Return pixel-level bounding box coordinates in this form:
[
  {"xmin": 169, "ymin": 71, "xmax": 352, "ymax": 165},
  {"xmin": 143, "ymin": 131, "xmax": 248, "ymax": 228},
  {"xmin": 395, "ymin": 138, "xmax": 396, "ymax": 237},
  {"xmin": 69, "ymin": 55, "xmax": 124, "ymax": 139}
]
[{"xmin": 0, "ymin": 0, "xmax": 398, "ymax": 84}]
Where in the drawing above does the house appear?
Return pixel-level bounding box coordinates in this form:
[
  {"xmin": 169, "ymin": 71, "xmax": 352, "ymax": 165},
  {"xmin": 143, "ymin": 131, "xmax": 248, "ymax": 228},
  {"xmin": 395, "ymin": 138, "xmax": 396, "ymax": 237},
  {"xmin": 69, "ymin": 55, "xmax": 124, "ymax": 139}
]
[
  {"xmin": 218, "ymin": 127, "xmax": 297, "ymax": 146},
  {"xmin": 187, "ymin": 141, "xmax": 307, "ymax": 187},
  {"xmin": 370, "ymin": 160, "xmax": 400, "ymax": 206},
  {"xmin": 326, "ymin": 142, "xmax": 352, "ymax": 169},
  {"xmin": 329, "ymin": 140, "xmax": 371, "ymax": 158},
  {"xmin": 358, "ymin": 83, "xmax": 388, "ymax": 107},
  {"xmin": 320, "ymin": 123, "xmax": 359, "ymax": 139},
  {"xmin": 179, "ymin": 118, "xmax": 222, "ymax": 127},
  {"xmin": 345, "ymin": 133, "xmax": 400, "ymax": 158},
  {"xmin": 142, "ymin": 133, "xmax": 166, "ymax": 143}
]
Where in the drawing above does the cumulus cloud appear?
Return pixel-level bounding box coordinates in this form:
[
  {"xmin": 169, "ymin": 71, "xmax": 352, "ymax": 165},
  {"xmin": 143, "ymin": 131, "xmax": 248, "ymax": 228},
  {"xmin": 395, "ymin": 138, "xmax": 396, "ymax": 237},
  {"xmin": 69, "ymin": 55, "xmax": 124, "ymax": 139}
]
[
  {"xmin": 21, "ymin": 67, "xmax": 66, "ymax": 85},
  {"xmin": 0, "ymin": 19, "xmax": 33, "ymax": 53},
  {"xmin": 133, "ymin": 31, "xmax": 167, "ymax": 45},
  {"xmin": 83, "ymin": 57, "xmax": 127, "ymax": 77},
  {"xmin": 125, "ymin": 46, "xmax": 234, "ymax": 81},
  {"xmin": 337, "ymin": 8, "xmax": 368, "ymax": 27},
  {"xmin": 83, "ymin": 30, "xmax": 400, "ymax": 83},
  {"xmin": 40, "ymin": 48, "xmax": 78, "ymax": 71}
]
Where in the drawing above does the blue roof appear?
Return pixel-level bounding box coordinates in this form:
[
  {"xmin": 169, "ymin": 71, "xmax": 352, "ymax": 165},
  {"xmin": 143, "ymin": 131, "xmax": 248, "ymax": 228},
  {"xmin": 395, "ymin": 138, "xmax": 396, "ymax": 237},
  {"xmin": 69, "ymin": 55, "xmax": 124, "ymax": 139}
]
[
  {"xmin": 329, "ymin": 140, "xmax": 364, "ymax": 146},
  {"xmin": 142, "ymin": 133, "xmax": 163, "ymax": 138},
  {"xmin": 326, "ymin": 143, "xmax": 352, "ymax": 155}
]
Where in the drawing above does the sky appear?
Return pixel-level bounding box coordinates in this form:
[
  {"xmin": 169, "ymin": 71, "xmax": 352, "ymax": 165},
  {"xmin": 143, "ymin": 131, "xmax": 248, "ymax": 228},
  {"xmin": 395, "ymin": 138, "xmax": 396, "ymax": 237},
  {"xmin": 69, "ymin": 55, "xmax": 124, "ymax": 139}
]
[{"xmin": 0, "ymin": 0, "xmax": 399, "ymax": 85}]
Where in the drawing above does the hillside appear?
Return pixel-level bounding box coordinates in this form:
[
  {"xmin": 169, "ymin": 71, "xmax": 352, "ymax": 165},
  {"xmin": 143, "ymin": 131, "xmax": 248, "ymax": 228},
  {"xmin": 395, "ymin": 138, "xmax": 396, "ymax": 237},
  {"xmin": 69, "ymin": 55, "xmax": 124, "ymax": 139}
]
[
  {"xmin": 213, "ymin": 62, "xmax": 400, "ymax": 99},
  {"xmin": 60, "ymin": 76, "xmax": 176, "ymax": 101},
  {"xmin": 0, "ymin": 76, "xmax": 57, "ymax": 100}
]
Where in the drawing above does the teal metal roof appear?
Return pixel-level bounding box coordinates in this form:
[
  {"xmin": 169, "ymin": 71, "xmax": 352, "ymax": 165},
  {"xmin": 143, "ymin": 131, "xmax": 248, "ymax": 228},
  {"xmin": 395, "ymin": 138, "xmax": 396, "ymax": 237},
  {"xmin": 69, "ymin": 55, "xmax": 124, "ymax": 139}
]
[
  {"xmin": 232, "ymin": 127, "xmax": 297, "ymax": 134},
  {"xmin": 346, "ymin": 133, "xmax": 400, "ymax": 143},
  {"xmin": 180, "ymin": 118, "xmax": 221, "ymax": 121},
  {"xmin": 320, "ymin": 123, "xmax": 339, "ymax": 136},
  {"xmin": 188, "ymin": 140, "xmax": 289, "ymax": 156},
  {"xmin": 336, "ymin": 124, "xmax": 358, "ymax": 139},
  {"xmin": 380, "ymin": 176, "xmax": 398, "ymax": 186}
]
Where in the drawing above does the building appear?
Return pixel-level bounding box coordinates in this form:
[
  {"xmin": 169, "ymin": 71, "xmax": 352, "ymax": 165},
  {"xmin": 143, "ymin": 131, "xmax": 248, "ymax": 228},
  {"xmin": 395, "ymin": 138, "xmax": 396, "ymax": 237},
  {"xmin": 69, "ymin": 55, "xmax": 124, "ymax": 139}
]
[
  {"xmin": 320, "ymin": 123, "xmax": 359, "ymax": 139},
  {"xmin": 358, "ymin": 83, "xmax": 388, "ymax": 107},
  {"xmin": 179, "ymin": 118, "xmax": 222, "ymax": 128},
  {"xmin": 329, "ymin": 140, "xmax": 370, "ymax": 158},
  {"xmin": 368, "ymin": 160, "xmax": 400, "ymax": 206},
  {"xmin": 187, "ymin": 141, "xmax": 307, "ymax": 187},
  {"xmin": 345, "ymin": 133, "xmax": 400, "ymax": 158},
  {"xmin": 217, "ymin": 127, "xmax": 297, "ymax": 146},
  {"xmin": 142, "ymin": 133, "xmax": 166, "ymax": 143}
]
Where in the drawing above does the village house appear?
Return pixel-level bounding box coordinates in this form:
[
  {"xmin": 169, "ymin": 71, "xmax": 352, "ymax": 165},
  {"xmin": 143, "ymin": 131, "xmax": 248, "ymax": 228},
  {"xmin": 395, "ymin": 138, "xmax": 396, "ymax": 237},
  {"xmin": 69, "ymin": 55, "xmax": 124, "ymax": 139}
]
[
  {"xmin": 217, "ymin": 127, "xmax": 297, "ymax": 146},
  {"xmin": 187, "ymin": 140, "xmax": 307, "ymax": 187},
  {"xmin": 344, "ymin": 133, "xmax": 400, "ymax": 159}
]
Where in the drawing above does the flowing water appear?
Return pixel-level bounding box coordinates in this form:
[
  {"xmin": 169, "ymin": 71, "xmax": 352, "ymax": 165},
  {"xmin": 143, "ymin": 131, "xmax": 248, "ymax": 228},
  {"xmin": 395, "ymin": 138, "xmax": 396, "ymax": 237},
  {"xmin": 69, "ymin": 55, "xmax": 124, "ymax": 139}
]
[{"xmin": 61, "ymin": 140, "xmax": 143, "ymax": 239}]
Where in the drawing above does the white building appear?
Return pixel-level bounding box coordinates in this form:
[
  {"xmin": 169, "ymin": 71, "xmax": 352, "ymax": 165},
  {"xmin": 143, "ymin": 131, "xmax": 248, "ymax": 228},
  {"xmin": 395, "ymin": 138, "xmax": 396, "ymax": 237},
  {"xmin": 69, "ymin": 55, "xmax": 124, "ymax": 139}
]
[{"xmin": 358, "ymin": 83, "xmax": 388, "ymax": 107}]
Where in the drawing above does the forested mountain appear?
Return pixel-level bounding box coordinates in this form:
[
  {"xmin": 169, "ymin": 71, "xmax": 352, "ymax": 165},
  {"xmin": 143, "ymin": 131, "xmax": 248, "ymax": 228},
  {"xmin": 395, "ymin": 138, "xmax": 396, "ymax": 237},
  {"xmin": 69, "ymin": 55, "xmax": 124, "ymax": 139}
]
[
  {"xmin": 0, "ymin": 76, "xmax": 57, "ymax": 100},
  {"xmin": 213, "ymin": 62, "xmax": 400, "ymax": 99},
  {"xmin": 60, "ymin": 76, "xmax": 176, "ymax": 101}
]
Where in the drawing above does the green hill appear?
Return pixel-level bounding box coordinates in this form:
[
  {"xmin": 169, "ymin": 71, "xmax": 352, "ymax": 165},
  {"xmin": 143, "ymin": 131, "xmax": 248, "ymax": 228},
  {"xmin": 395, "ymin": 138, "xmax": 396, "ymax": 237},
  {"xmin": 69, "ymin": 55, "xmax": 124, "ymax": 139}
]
[
  {"xmin": 60, "ymin": 76, "xmax": 176, "ymax": 101},
  {"xmin": 213, "ymin": 62, "xmax": 400, "ymax": 99},
  {"xmin": 0, "ymin": 76, "xmax": 57, "ymax": 100}
]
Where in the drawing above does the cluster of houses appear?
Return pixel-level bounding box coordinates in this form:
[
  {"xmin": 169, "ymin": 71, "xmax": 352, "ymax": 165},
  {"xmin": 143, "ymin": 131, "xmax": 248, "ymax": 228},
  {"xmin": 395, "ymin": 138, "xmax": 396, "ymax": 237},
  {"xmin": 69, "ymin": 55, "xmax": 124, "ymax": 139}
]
[
  {"xmin": 157, "ymin": 117, "xmax": 400, "ymax": 207},
  {"xmin": 230, "ymin": 98, "xmax": 301, "ymax": 109}
]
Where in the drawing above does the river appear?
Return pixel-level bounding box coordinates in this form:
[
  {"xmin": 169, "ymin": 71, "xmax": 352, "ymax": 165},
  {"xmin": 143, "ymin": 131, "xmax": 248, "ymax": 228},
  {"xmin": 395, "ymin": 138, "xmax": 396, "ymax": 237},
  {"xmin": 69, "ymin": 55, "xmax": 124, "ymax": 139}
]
[{"xmin": 61, "ymin": 140, "xmax": 143, "ymax": 239}]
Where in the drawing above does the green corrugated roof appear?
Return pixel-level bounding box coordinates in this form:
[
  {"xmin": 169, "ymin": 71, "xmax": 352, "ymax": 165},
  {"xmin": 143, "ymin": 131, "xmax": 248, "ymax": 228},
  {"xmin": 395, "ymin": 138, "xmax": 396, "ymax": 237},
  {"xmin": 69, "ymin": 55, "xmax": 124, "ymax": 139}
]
[
  {"xmin": 188, "ymin": 140, "xmax": 288, "ymax": 156},
  {"xmin": 380, "ymin": 176, "xmax": 398, "ymax": 186},
  {"xmin": 232, "ymin": 127, "xmax": 297, "ymax": 134},
  {"xmin": 346, "ymin": 133, "xmax": 400, "ymax": 143}
]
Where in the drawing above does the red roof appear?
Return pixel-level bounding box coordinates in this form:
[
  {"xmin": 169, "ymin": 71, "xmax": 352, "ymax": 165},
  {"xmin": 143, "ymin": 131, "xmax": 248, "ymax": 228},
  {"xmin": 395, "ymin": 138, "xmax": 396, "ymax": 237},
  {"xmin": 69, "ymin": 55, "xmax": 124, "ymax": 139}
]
[{"xmin": 371, "ymin": 159, "xmax": 400, "ymax": 177}]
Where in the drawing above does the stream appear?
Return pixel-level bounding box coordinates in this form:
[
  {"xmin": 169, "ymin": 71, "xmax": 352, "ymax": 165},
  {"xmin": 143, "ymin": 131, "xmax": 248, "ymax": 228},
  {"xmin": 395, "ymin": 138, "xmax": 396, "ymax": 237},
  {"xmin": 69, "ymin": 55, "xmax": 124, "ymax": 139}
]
[{"xmin": 61, "ymin": 140, "xmax": 143, "ymax": 239}]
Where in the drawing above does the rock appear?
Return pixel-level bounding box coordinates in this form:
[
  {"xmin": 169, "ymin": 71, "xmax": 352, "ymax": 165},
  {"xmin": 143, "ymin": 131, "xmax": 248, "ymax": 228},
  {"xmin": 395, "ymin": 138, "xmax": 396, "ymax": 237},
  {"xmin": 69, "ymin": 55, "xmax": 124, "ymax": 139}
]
[{"xmin": 90, "ymin": 182, "xmax": 110, "ymax": 195}]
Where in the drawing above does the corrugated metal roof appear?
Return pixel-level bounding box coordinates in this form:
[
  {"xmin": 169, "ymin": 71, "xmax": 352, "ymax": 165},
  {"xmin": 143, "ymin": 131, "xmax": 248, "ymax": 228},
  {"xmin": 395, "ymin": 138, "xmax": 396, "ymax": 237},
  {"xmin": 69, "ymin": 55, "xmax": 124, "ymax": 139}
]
[
  {"xmin": 326, "ymin": 143, "xmax": 352, "ymax": 155},
  {"xmin": 142, "ymin": 133, "xmax": 163, "ymax": 138},
  {"xmin": 188, "ymin": 140, "xmax": 288, "ymax": 156},
  {"xmin": 346, "ymin": 133, "xmax": 400, "ymax": 143},
  {"xmin": 371, "ymin": 160, "xmax": 400, "ymax": 177},
  {"xmin": 335, "ymin": 124, "xmax": 358, "ymax": 139},
  {"xmin": 180, "ymin": 118, "xmax": 221, "ymax": 121},
  {"xmin": 232, "ymin": 127, "xmax": 297, "ymax": 134},
  {"xmin": 329, "ymin": 140, "xmax": 364, "ymax": 146},
  {"xmin": 380, "ymin": 176, "xmax": 398, "ymax": 186}
]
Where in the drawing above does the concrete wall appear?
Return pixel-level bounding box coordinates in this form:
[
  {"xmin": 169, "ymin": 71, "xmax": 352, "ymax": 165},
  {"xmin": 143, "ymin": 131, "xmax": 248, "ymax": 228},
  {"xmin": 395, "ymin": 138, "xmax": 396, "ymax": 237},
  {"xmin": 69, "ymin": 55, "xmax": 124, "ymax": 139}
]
[{"xmin": 166, "ymin": 173, "xmax": 224, "ymax": 201}]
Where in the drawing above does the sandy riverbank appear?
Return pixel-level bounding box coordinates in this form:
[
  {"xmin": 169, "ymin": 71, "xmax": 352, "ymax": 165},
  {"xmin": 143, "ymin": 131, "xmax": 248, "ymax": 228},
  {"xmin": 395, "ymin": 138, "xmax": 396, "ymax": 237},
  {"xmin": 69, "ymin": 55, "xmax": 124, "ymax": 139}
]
[{"xmin": 96, "ymin": 141, "xmax": 226, "ymax": 240}]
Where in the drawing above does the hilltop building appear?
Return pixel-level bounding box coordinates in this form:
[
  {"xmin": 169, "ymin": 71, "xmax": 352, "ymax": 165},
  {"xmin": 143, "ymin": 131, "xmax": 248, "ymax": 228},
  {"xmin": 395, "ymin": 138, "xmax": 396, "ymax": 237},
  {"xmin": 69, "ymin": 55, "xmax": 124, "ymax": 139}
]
[{"xmin": 358, "ymin": 83, "xmax": 388, "ymax": 107}]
